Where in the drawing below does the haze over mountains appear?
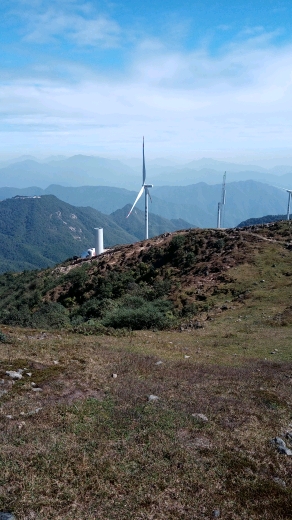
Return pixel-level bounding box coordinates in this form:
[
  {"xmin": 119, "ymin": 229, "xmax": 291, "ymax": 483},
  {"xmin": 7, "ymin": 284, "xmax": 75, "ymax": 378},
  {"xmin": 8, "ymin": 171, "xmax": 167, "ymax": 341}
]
[
  {"xmin": 0, "ymin": 180, "xmax": 288, "ymax": 229},
  {"xmin": 1, "ymin": 154, "xmax": 292, "ymax": 190}
]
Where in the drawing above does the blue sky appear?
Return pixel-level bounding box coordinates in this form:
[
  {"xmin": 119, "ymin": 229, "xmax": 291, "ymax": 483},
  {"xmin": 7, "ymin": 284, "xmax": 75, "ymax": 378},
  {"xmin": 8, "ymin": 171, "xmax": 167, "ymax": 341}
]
[{"xmin": 1, "ymin": 0, "xmax": 292, "ymax": 163}]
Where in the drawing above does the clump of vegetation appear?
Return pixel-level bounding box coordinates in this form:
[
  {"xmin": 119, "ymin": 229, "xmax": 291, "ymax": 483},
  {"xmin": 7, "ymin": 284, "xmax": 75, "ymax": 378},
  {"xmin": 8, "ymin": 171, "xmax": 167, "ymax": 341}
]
[
  {"xmin": 102, "ymin": 296, "xmax": 175, "ymax": 330},
  {"xmin": 0, "ymin": 330, "xmax": 8, "ymax": 342}
]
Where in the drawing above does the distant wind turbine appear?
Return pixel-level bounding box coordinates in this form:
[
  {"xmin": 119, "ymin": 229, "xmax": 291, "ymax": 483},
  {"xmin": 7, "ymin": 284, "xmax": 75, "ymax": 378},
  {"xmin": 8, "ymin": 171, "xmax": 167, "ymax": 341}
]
[
  {"xmin": 275, "ymin": 186, "xmax": 292, "ymax": 220},
  {"xmin": 126, "ymin": 137, "xmax": 153, "ymax": 239},
  {"xmin": 285, "ymin": 190, "xmax": 292, "ymax": 220},
  {"xmin": 217, "ymin": 171, "xmax": 226, "ymax": 228}
]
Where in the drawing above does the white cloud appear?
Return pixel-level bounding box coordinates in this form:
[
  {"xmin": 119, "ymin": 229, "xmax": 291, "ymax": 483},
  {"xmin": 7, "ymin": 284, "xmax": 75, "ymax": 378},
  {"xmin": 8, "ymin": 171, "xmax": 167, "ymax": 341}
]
[
  {"xmin": 18, "ymin": 4, "xmax": 121, "ymax": 47},
  {"xmin": 1, "ymin": 26, "xmax": 292, "ymax": 158}
]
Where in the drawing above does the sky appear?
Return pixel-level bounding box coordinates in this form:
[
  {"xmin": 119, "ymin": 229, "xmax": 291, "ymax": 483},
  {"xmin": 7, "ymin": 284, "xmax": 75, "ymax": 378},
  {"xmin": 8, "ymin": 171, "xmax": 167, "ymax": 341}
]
[{"xmin": 1, "ymin": 0, "xmax": 292, "ymax": 163}]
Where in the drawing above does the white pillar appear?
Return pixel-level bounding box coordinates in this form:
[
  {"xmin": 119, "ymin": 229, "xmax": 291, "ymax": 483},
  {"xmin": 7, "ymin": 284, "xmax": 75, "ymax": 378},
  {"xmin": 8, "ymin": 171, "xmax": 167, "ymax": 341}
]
[{"xmin": 94, "ymin": 228, "xmax": 104, "ymax": 255}]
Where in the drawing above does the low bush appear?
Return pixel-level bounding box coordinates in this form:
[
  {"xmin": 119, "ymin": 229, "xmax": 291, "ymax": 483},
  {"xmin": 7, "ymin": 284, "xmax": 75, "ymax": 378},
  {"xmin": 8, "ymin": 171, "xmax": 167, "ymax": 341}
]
[
  {"xmin": 31, "ymin": 302, "xmax": 70, "ymax": 329},
  {"xmin": 102, "ymin": 298, "xmax": 175, "ymax": 330},
  {"xmin": 0, "ymin": 330, "xmax": 8, "ymax": 342}
]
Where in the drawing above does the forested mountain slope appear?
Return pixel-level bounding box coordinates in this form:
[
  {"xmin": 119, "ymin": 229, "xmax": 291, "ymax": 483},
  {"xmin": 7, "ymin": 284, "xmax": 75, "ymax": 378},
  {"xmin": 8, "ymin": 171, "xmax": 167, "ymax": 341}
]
[{"xmin": 0, "ymin": 195, "xmax": 137, "ymax": 272}]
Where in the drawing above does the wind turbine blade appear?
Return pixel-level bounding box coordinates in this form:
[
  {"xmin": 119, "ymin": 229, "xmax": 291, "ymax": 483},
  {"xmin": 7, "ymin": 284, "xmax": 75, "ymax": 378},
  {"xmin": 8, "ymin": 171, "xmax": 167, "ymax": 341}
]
[
  {"xmin": 126, "ymin": 186, "xmax": 144, "ymax": 218},
  {"xmin": 142, "ymin": 137, "xmax": 146, "ymax": 184}
]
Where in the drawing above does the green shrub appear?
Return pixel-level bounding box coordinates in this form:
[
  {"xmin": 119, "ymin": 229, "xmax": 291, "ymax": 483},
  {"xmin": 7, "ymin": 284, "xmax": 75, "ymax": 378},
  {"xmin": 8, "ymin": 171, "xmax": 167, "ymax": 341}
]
[
  {"xmin": 169, "ymin": 235, "xmax": 186, "ymax": 252},
  {"xmin": 184, "ymin": 251, "xmax": 196, "ymax": 267},
  {"xmin": 2, "ymin": 304, "xmax": 33, "ymax": 327},
  {"xmin": 77, "ymin": 298, "xmax": 117, "ymax": 320},
  {"xmin": 0, "ymin": 331, "xmax": 8, "ymax": 343},
  {"xmin": 102, "ymin": 299, "xmax": 175, "ymax": 330},
  {"xmin": 31, "ymin": 302, "xmax": 70, "ymax": 329}
]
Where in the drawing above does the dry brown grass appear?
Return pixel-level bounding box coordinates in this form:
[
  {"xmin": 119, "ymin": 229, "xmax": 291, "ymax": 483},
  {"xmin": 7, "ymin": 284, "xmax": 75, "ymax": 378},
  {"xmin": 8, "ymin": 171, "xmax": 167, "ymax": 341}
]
[{"xmin": 0, "ymin": 321, "xmax": 292, "ymax": 519}]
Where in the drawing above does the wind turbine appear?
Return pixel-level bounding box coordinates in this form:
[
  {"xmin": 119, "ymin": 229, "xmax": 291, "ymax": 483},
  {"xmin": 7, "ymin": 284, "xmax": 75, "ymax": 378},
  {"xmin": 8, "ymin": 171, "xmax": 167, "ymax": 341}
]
[
  {"xmin": 275, "ymin": 186, "xmax": 292, "ymax": 220},
  {"xmin": 126, "ymin": 137, "xmax": 153, "ymax": 239},
  {"xmin": 217, "ymin": 171, "xmax": 226, "ymax": 228},
  {"xmin": 285, "ymin": 190, "xmax": 292, "ymax": 220}
]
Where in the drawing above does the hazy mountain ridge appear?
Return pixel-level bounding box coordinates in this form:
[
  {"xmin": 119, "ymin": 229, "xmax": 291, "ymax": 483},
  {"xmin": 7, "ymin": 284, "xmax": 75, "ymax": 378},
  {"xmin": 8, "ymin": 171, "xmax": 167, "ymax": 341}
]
[
  {"xmin": 237, "ymin": 215, "xmax": 289, "ymax": 227},
  {"xmin": 0, "ymin": 180, "xmax": 288, "ymax": 228},
  {"xmin": 1, "ymin": 154, "xmax": 292, "ymax": 190},
  {"xmin": 0, "ymin": 155, "xmax": 138, "ymax": 189}
]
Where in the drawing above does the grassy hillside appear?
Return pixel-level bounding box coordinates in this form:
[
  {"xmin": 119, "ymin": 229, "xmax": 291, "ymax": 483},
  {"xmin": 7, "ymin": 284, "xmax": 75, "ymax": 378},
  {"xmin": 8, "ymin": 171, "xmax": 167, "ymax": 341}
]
[
  {"xmin": 0, "ymin": 220, "xmax": 292, "ymax": 518},
  {"xmin": 1, "ymin": 219, "xmax": 292, "ymax": 333},
  {"xmin": 0, "ymin": 195, "xmax": 137, "ymax": 272}
]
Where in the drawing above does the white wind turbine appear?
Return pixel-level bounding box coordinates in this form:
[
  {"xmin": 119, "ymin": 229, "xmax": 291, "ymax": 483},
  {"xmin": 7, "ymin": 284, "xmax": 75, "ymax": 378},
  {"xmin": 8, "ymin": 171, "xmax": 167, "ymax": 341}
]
[
  {"xmin": 285, "ymin": 189, "xmax": 292, "ymax": 220},
  {"xmin": 126, "ymin": 137, "xmax": 153, "ymax": 239},
  {"xmin": 275, "ymin": 187, "xmax": 292, "ymax": 220}
]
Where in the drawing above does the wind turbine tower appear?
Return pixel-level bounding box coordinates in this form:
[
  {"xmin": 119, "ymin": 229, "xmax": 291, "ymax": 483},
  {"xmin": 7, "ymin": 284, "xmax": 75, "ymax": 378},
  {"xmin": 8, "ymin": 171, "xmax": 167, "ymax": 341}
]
[
  {"xmin": 217, "ymin": 171, "xmax": 226, "ymax": 229},
  {"xmin": 127, "ymin": 138, "xmax": 153, "ymax": 240},
  {"xmin": 285, "ymin": 190, "xmax": 292, "ymax": 220}
]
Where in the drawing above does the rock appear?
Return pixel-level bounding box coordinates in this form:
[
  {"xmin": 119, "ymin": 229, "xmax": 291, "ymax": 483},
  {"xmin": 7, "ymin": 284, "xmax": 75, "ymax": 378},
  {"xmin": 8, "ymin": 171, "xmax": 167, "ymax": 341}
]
[
  {"xmin": 148, "ymin": 395, "xmax": 159, "ymax": 402},
  {"xmin": 194, "ymin": 321, "xmax": 204, "ymax": 329},
  {"xmin": 112, "ymin": 373, "xmax": 118, "ymax": 379},
  {"xmin": 53, "ymin": 360, "xmax": 59, "ymax": 365},
  {"xmin": 0, "ymin": 390, "xmax": 8, "ymax": 397},
  {"xmin": 272, "ymin": 437, "xmax": 286, "ymax": 448},
  {"xmin": 184, "ymin": 355, "xmax": 190, "ymax": 359},
  {"xmin": 5, "ymin": 415, "xmax": 13, "ymax": 420},
  {"xmin": 155, "ymin": 361, "xmax": 163, "ymax": 365},
  {"xmin": 0, "ymin": 514, "xmax": 16, "ymax": 520},
  {"xmin": 26, "ymin": 372, "xmax": 32, "ymax": 377},
  {"xmin": 32, "ymin": 388, "xmax": 42, "ymax": 393},
  {"xmin": 5, "ymin": 371, "xmax": 22, "ymax": 380},
  {"xmin": 271, "ymin": 437, "xmax": 292, "ymax": 455},
  {"xmin": 192, "ymin": 413, "xmax": 208, "ymax": 422},
  {"xmin": 212, "ymin": 509, "xmax": 220, "ymax": 518},
  {"xmin": 273, "ymin": 477, "xmax": 286, "ymax": 487},
  {"xmin": 31, "ymin": 382, "xmax": 36, "ymax": 387},
  {"xmin": 277, "ymin": 446, "xmax": 292, "ymax": 457},
  {"xmin": 30, "ymin": 407, "xmax": 42, "ymax": 415}
]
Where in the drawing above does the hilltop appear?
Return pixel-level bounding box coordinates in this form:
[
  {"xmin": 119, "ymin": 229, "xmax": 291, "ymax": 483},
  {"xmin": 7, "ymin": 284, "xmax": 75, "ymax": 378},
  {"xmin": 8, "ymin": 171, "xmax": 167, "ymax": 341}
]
[{"xmin": 1, "ymin": 219, "xmax": 292, "ymax": 332}]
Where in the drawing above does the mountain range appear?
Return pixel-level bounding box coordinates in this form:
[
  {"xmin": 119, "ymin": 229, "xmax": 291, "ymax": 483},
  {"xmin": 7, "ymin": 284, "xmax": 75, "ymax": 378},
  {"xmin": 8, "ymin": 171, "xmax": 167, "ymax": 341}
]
[
  {"xmin": 0, "ymin": 180, "xmax": 288, "ymax": 228},
  {"xmin": 1, "ymin": 154, "xmax": 292, "ymax": 190}
]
